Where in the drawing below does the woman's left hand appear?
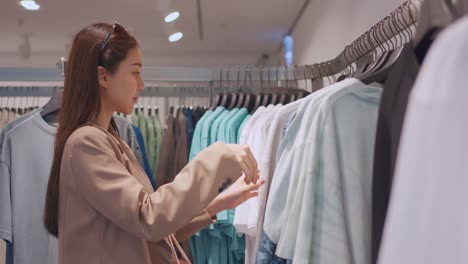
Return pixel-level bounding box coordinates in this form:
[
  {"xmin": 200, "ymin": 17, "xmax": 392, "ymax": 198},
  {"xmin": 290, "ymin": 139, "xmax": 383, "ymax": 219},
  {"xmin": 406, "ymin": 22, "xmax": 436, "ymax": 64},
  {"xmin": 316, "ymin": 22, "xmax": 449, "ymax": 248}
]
[{"xmin": 206, "ymin": 174, "xmax": 265, "ymax": 217}]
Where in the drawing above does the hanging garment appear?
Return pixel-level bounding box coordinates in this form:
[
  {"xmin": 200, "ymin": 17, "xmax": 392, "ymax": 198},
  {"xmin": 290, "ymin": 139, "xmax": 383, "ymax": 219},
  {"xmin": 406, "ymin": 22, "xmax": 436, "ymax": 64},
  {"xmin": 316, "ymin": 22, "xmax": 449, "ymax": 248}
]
[
  {"xmin": 146, "ymin": 115, "xmax": 158, "ymax": 174},
  {"xmin": 183, "ymin": 109, "xmax": 195, "ymax": 156},
  {"xmin": 200, "ymin": 106, "xmax": 225, "ymax": 149},
  {"xmin": 239, "ymin": 104, "xmax": 282, "ymax": 264},
  {"xmin": 378, "ymin": 16, "xmax": 468, "ymax": 264},
  {"xmin": 0, "ymin": 108, "xmax": 41, "ymax": 148},
  {"xmin": 260, "ymin": 86, "xmax": 329, "ymax": 257},
  {"xmin": 114, "ymin": 115, "xmax": 146, "ymax": 171},
  {"xmin": 57, "ymin": 121, "xmax": 242, "ymax": 264},
  {"xmin": 138, "ymin": 112, "xmax": 150, "ymax": 155},
  {"xmin": 189, "ymin": 108, "xmax": 250, "ymax": 264},
  {"xmin": 155, "ymin": 115, "xmax": 176, "ymax": 188},
  {"xmin": 253, "ymin": 97, "xmax": 306, "ymax": 263},
  {"xmin": 209, "ymin": 109, "xmax": 229, "ymax": 144},
  {"xmin": 132, "ymin": 112, "xmax": 140, "ymax": 128},
  {"xmin": 0, "ymin": 112, "xmax": 58, "ymax": 264},
  {"xmin": 239, "ymin": 106, "xmax": 266, "ymax": 145},
  {"xmin": 132, "ymin": 124, "xmax": 157, "ymax": 190},
  {"xmin": 225, "ymin": 108, "xmax": 248, "ymax": 144},
  {"xmin": 275, "ymin": 82, "xmax": 348, "ymax": 260},
  {"xmin": 290, "ymin": 81, "xmax": 382, "ymax": 264},
  {"xmin": 152, "ymin": 113, "xmax": 164, "ymax": 179},
  {"xmin": 216, "ymin": 108, "xmax": 239, "ymax": 143},
  {"xmin": 188, "ymin": 110, "xmax": 212, "ymax": 162},
  {"xmin": 236, "ymin": 114, "xmax": 250, "ymax": 144},
  {"xmin": 0, "ymin": 111, "xmax": 152, "ymax": 264},
  {"xmin": 172, "ymin": 113, "xmax": 188, "ymax": 181},
  {"xmin": 257, "ymin": 88, "xmax": 324, "ymax": 264},
  {"xmin": 370, "ymin": 43, "xmax": 420, "ymax": 263}
]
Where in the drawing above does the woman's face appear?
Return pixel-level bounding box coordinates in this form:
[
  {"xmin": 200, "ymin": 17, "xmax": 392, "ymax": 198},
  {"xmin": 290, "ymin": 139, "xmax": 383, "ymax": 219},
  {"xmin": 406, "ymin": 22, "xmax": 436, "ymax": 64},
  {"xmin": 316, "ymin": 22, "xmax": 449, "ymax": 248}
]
[{"xmin": 100, "ymin": 47, "xmax": 144, "ymax": 115}]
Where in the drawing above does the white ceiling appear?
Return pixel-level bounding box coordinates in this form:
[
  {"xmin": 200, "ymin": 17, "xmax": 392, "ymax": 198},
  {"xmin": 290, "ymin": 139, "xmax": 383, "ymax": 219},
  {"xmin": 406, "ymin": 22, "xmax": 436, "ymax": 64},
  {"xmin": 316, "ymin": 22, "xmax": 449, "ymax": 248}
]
[{"xmin": 0, "ymin": 0, "xmax": 306, "ymax": 68}]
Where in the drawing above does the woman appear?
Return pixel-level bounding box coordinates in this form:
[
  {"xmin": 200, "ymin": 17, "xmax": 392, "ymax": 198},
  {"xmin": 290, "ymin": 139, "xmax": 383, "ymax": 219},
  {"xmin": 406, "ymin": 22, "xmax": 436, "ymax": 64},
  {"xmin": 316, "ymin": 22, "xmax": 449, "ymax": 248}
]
[{"xmin": 44, "ymin": 22, "xmax": 263, "ymax": 264}]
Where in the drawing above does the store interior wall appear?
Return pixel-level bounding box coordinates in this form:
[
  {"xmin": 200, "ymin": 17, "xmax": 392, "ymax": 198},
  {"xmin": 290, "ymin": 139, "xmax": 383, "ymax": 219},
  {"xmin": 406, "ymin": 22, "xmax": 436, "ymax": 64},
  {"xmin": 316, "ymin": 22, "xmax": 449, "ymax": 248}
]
[{"xmin": 291, "ymin": 0, "xmax": 408, "ymax": 66}]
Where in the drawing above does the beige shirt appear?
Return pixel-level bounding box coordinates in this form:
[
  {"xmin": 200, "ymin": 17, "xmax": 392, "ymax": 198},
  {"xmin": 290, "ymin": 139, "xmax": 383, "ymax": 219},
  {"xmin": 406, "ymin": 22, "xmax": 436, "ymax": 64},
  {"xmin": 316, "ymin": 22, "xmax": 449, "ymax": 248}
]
[{"xmin": 58, "ymin": 124, "xmax": 241, "ymax": 264}]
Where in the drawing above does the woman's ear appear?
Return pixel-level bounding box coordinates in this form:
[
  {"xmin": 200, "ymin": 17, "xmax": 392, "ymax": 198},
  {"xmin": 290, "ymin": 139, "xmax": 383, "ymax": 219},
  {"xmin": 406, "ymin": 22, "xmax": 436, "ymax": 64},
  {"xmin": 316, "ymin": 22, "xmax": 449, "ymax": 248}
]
[{"xmin": 97, "ymin": 66, "xmax": 110, "ymax": 89}]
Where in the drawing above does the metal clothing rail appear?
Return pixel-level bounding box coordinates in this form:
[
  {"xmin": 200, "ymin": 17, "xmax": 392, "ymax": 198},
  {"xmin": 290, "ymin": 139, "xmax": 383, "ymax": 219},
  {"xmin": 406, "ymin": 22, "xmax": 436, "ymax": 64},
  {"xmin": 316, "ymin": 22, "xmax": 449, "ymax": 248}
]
[{"xmin": 0, "ymin": 81, "xmax": 213, "ymax": 98}]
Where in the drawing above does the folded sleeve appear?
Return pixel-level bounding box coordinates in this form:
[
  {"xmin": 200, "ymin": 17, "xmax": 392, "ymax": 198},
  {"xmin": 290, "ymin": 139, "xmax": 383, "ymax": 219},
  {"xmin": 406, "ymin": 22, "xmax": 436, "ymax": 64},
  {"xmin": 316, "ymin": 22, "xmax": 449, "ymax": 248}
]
[{"xmin": 67, "ymin": 127, "xmax": 242, "ymax": 242}]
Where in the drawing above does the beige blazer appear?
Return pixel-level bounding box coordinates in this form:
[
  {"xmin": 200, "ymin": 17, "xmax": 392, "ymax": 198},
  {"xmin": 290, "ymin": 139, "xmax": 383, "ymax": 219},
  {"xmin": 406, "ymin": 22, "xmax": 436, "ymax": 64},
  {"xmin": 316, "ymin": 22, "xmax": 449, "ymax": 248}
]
[{"xmin": 58, "ymin": 124, "xmax": 241, "ymax": 264}]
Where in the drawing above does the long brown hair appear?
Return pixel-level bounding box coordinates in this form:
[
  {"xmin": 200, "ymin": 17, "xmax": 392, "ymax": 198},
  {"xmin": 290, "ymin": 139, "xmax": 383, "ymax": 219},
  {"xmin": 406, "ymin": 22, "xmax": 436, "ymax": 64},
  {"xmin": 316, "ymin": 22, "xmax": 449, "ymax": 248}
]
[{"xmin": 44, "ymin": 22, "xmax": 138, "ymax": 237}]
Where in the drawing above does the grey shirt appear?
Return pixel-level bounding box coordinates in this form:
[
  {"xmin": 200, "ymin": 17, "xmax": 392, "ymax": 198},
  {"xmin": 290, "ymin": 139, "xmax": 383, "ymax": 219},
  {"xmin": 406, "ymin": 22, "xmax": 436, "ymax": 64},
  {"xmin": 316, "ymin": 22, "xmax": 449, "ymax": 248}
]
[{"xmin": 0, "ymin": 112, "xmax": 58, "ymax": 264}]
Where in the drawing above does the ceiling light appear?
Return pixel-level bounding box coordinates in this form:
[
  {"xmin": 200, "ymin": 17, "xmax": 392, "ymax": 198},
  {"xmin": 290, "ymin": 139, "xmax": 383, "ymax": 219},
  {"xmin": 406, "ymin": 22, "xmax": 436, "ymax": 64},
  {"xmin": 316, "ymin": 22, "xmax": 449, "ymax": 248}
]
[
  {"xmin": 19, "ymin": 0, "xmax": 40, "ymax": 11},
  {"xmin": 169, "ymin": 32, "xmax": 183, "ymax": 42},
  {"xmin": 165, "ymin": 11, "xmax": 180, "ymax": 23}
]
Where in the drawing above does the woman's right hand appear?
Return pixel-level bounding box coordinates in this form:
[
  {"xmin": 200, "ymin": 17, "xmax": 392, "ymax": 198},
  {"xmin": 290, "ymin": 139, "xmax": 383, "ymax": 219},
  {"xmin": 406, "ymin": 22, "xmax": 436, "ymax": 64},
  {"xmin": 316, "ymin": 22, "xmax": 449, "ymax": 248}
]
[{"xmin": 226, "ymin": 144, "xmax": 258, "ymax": 184}]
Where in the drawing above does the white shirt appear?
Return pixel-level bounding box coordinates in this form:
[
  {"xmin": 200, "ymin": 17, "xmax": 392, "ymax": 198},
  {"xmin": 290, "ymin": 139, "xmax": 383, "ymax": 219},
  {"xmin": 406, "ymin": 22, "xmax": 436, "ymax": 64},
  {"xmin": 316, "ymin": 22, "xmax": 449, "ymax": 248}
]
[
  {"xmin": 235, "ymin": 104, "xmax": 281, "ymax": 264},
  {"xmin": 378, "ymin": 16, "xmax": 468, "ymax": 264},
  {"xmin": 253, "ymin": 97, "xmax": 307, "ymax": 259}
]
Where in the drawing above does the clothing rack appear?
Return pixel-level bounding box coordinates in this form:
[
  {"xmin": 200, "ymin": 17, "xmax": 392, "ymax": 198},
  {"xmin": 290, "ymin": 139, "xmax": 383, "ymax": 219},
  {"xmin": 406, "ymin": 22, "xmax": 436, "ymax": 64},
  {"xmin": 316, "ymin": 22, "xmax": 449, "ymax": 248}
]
[{"xmin": 0, "ymin": 0, "xmax": 420, "ymax": 98}]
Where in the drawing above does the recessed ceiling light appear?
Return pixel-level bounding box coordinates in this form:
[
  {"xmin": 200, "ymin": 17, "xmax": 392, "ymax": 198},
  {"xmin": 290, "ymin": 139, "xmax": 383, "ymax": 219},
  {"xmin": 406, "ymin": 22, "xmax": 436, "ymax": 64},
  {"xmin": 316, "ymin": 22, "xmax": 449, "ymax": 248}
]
[
  {"xmin": 165, "ymin": 11, "xmax": 180, "ymax": 23},
  {"xmin": 19, "ymin": 0, "xmax": 40, "ymax": 11},
  {"xmin": 169, "ymin": 32, "xmax": 183, "ymax": 42}
]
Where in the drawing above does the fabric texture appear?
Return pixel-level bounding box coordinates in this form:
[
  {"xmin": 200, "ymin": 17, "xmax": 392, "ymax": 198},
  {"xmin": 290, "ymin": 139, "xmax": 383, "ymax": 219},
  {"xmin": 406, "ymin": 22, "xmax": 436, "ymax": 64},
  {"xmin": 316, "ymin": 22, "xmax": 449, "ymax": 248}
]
[
  {"xmin": 0, "ymin": 112, "xmax": 58, "ymax": 264},
  {"xmin": 201, "ymin": 107, "xmax": 225, "ymax": 149},
  {"xmin": 155, "ymin": 115, "xmax": 176, "ymax": 188},
  {"xmin": 184, "ymin": 109, "xmax": 195, "ymax": 156},
  {"xmin": 287, "ymin": 80, "xmax": 382, "ymax": 263},
  {"xmin": 146, "ymin": 115, "xmax": 157, "ymax": 173},
  {"xmin": 189, "ymin": 108, "xmax": 247, "ymax": 264},
  {"xmin": 371, "ymin": 44, "xmax": 420, "ymax": 263},
  {"xmin": 172, "ymin": 112, "xmax": 188, "ymax": 181},
  {"xmin": 378, "ymin": 17, "xmax": 468, "ymax": 264},
  {"xmin": 114, "ymin": 115, "xmax": 146, "ymax": 171},
  {"xmin": 132, "ymin": 125, "xmax": 156, "ymax": 190},
  {"xmin": 152, "ymin": 114, "xmax": 164, "ymax": 180},
  {"xmin": 254, "ymin": 98, "xmax": 305, "ymax": 261}
]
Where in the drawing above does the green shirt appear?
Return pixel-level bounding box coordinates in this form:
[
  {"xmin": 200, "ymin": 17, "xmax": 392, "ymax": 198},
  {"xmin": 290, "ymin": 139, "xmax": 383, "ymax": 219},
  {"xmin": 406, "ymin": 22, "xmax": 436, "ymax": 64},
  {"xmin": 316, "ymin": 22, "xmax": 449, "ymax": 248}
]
[
  {"xmin": 146, "ymin": 116, "xmax": 157, "ymax": 173},
  {"xmin": 153, "ymin": 114, "xmax": 163, "ymax": 176}
]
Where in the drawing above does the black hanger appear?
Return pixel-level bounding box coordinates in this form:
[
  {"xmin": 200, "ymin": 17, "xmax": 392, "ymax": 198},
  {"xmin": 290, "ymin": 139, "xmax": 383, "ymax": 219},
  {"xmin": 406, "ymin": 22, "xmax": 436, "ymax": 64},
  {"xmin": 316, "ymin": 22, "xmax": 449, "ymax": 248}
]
[
  {"xmin": 169, "ymin": 106, "xmax": 174, "ymax": 115},
  {"xmin": 279, "ymin": 92, "xmax": 287, "ymax": 105},
  {"xmin": 235, "ymin": 92, "xmax": 245, "ymax": 108},
  {"xmin": 40, "ymin": 89, "xmax": 63, "ymax": 117},
  {"xmin": 360, "ymin": 9, "xmax": 408, "ymax": 84},
  {"xmin": 227, "ymin": 92, "xmax": 237, "ymax": 110},
  {"xmin": 242, "ymin": 93, "xmax": 251, "ymax": 109},
  {"xmin": 220, "ymin": 92, "xmax": 230, "ymax": 108},
  {"xmin": 251, "ymin": 94, "xmax": 262, "ymax": 113}
]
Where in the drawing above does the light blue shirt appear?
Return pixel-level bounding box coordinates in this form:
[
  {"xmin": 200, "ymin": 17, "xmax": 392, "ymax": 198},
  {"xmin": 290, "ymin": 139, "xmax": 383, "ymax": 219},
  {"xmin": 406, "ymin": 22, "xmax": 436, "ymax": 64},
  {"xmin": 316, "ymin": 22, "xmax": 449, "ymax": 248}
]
[
  {"xmin": 277, "ymin": 79, "xmax": 383, "ymax": 263},
  {"xmin": 201, "ymin": 107, "xmax": 225, "ymax": 149},
  {"xmin": 0, "ymin": 112, "xmax": 58, "ymax": 264},
  {"xmin": 226, "ymin": 108, "xmax": 249, "ymax": 144},
  {"xmin": 210, "ymin": 110, "xmax": 229, "ymax": 145}
]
